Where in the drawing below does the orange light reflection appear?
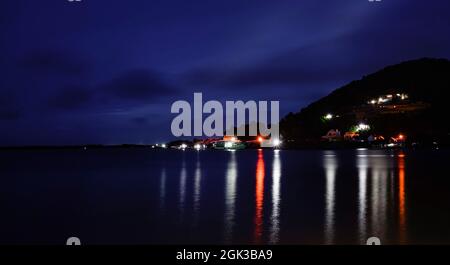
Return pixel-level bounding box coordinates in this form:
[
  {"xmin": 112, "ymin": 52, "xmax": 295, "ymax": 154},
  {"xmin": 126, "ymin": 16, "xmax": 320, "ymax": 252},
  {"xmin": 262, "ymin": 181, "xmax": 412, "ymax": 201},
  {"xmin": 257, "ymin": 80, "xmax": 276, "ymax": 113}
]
[
  {"xmin": 398, "ymin": 152, "xmax": 406, "ymax": 244},
  {"xmin": 254, "ymin": 149, "xmax": 265, "ymax": 243}
]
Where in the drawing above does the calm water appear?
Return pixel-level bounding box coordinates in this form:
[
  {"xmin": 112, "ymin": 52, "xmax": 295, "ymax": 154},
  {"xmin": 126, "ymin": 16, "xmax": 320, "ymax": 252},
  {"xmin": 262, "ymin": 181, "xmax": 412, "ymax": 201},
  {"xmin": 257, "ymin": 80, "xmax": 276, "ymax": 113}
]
[{"xmin": 1, "ymin": 148, "xmax": 450, "ymax": 245}]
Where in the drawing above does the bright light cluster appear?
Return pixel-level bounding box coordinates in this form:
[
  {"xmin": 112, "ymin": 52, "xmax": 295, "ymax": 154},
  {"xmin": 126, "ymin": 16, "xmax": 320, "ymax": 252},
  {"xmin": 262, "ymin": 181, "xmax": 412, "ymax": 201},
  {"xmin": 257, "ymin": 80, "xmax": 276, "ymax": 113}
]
[
  {"xmin": 224, "ymin": 142, "xmax": 234, "ymax": 148},
  {"xmin": 273, "ymin": 139, "xmax": 281, "ymax": 147},
  {"xmin": 356, "ymin": 123, "xmax": 370, "ymax": 132},
  {"xmin": 324, "ymin": 113, "xmax": 333, "ymax": 120},
  {"xmin": 368, "ymin": 93, "xmax": 408, "ymax": 105}
]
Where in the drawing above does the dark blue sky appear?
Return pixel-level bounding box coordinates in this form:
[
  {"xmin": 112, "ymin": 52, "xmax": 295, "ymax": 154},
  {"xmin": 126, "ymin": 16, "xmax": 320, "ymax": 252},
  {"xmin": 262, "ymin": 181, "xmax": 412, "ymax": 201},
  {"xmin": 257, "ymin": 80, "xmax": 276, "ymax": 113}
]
[{"xmin": 1, "ymin": 0, "xmax": 450, "ymax": 145}]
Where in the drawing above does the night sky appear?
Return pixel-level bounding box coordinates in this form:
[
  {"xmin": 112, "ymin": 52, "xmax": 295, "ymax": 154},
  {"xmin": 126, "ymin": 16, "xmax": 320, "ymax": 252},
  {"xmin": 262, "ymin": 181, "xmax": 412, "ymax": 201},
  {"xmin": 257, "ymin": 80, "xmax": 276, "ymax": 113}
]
[{"xmin": 1, "ymin": 0, "xmax": 450, "ymax": 146}]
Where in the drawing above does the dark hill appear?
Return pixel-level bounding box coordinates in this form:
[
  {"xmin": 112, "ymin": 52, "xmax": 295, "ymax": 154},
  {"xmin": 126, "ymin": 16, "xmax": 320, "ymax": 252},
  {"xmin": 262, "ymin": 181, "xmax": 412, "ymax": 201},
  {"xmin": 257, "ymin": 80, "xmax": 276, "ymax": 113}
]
[{"xmin": 280, "ymin": 58, "xmax": 450, "ymax": 146}]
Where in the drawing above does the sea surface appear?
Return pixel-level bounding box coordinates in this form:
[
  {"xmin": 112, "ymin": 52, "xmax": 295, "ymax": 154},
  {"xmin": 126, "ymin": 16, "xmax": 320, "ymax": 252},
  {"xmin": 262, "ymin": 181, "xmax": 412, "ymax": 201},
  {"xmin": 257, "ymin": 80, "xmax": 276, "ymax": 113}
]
[{"xmin": 1, "ymin": 148, "xmax": 449, "ymax": 245}]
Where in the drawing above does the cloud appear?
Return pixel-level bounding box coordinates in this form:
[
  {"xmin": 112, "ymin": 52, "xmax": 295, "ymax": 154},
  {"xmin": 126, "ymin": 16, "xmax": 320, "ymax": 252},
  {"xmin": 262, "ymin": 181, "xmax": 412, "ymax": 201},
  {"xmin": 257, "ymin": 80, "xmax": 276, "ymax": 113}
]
[
  {"xmin": 101, "ymin": 69, "xmax": 177, "ymax": 101},
  {"xmin": 0, "ymin": 92, "xmax": 22, "ymax": 121},
  {"xmin": 20, "ymin": 50, "xmax": 88, "ymax": 76},
  {"xmin": 182, "ymin": 37, "xmax": 363, "ymax": 89},
  {"xmin": 47, "ymin": 86, "xmax": 93, "ymax": 110},
  {"xmin": 0, "ymin": 108, "xmax": 21, "ymax": 121},
  {"xmin": 41, "ymin": 69, "xmax": 178, "ymax": 112},
  {"xmin": 130, "ymin": 117, "xmax": 148, "ymax": 125},
  {"xmin": 183, "ymin": 4, "xmax": 450, "ymax": 91}
]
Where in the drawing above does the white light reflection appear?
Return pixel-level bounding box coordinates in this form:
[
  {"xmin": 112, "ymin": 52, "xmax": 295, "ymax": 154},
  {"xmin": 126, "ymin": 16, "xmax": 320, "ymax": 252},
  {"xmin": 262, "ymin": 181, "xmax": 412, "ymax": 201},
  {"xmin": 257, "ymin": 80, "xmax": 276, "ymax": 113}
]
[
  {"xmin": 224, "ymin": 150, "xmax": 237, "ymax": 243},
  {"xmin": 357, "ymin": 149, "xmax": 368, "ymax": 244},
  {"xmin": 323, "ymin": 150, "xmax": 337, "ymax": 245},
  {"xmin": 269, "ymin": 150, "xmax": 281, "ymax": 244},
  {"xmin": 193, "ymin": 154, "xmax": 202, "ymax": 225},
  {"xmin": 179, "ymin": 158, "xmax": 187, "ymax": 220},
  {"xmin": 159, "ymin": 168, "xmax": 166, "ymax": 210},
  {"xmin": 370, "ymin": 152, "xmax": 388, "ymax": 242}
]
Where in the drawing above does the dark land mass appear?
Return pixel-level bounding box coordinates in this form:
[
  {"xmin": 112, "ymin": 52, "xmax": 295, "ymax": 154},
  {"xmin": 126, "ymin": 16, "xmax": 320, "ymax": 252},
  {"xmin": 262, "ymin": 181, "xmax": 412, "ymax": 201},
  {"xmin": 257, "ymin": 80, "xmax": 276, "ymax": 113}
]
[{"xmin": 280, "ymin": 58, "xmax": 450, "ymax": 148}]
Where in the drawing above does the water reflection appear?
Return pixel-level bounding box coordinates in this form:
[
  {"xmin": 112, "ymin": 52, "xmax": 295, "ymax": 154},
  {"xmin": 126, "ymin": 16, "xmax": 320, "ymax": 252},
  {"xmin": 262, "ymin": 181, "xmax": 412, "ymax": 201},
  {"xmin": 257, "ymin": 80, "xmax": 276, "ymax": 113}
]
[
  {"xmin": 357, "ymin": 149, "xmax": 368, "ymax": 244},
  {"xmin": 179, "ymin": 158, "xmax": 187, "ymax": 220},
  {"xmin": 171, "ymin": 149, "xmax": 407, "ymax": 244},
  {"xmin": 193, "ymin": 154, "xmax": 202, "ymax": 225},
  {"xmin": 269, "ymin": 150, "xmax": 281, "ymax": 244},
  {"xmin": 355, "ymin": 150, "xmax": 408, "ymax": 244},
  {"xmin": 224, "ymin": 151, "xmax": 237, "ymax": 243},
  {"xmin": 398, "ymin": 152, "xmax": 406, "ymax": 244},
  {"xmin": 159, "ymin": 168, "xmax": 166, "ymax": 210},
  {"xmin": 323, "ymin": 151, "xmax": 337, "ymax": 244},
  {"xmin": 2, "ymin": 147, "xmax": 426, "ymax": 245},
  {"xmin": 254, "ymin": 149, "xmax": 265, "ymax": 244},
  {"xmin": 370, "ymin": 153, "xmax": 388, "ymax": 242}
]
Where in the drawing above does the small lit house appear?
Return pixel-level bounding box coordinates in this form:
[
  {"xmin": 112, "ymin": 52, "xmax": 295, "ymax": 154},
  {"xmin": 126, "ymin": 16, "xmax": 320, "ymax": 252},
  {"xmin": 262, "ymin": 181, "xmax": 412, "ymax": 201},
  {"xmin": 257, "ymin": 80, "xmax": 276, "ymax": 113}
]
[{"xmin": 322, "ymin": 129, "xmax": 342, "ymax": 142}]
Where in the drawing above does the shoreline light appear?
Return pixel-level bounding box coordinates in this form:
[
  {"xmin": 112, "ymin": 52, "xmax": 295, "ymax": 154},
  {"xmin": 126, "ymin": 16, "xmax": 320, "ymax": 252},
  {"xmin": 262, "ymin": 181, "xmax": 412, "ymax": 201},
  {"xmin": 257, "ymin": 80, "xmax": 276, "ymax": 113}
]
[
  {"xmin": 273, "ymin": 139, "xmax": 281, "ymax": 147},
  {"xmin": 224, "ymin": 142, "xmax": 233, "ymax": 148},
  {"xmin": 356, "ymin": 123, "xmax": 370, "ymax": 132}
]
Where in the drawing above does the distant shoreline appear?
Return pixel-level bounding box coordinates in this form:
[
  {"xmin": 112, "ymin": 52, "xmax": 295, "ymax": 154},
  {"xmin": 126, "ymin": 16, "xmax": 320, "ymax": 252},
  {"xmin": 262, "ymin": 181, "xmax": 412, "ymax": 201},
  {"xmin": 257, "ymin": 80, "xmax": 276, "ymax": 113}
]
[
  {"xmin": 0, "ymin": 143, "xmax": 445, "ymax": 151},
  {"xmin": 0, "ymin": 144, "xmax": 153, "ymax": 150}
]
